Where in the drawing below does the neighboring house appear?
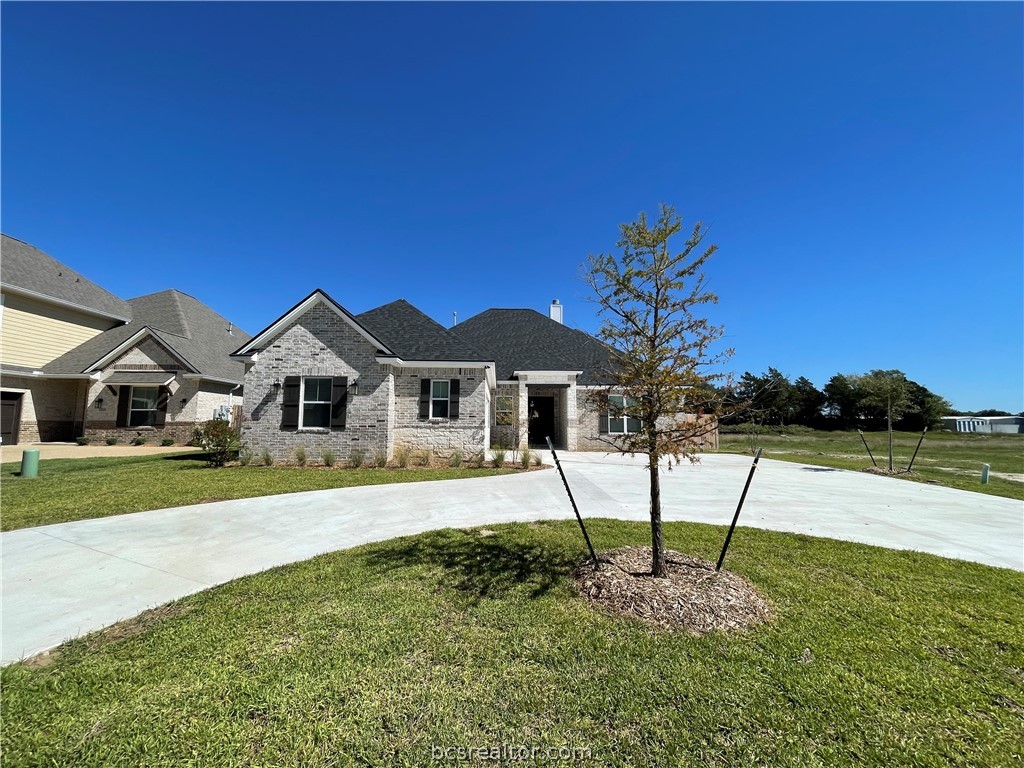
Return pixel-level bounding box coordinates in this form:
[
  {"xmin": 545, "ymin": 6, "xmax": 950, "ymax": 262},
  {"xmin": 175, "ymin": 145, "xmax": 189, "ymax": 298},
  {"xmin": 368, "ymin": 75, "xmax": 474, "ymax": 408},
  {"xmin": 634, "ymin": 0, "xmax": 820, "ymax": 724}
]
[
  {"xmin": 233, "ymin": 290, "xmax": 718, "ymax": 461},
  {"xmin": 1, "ymin": 234, "xmax": 249, "ymax": 444},
  {"xmin": 940, "ymin": 415, "xmax": 1024, "ymax": 434}
]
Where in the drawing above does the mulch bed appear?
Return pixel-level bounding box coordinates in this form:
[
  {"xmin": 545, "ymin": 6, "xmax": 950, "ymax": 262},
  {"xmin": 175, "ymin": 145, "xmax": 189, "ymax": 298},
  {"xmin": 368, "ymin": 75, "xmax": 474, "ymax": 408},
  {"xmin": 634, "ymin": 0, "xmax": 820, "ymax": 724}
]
[
  {"xmin": 572, "ymin": 546, "xmax": 773, "ymax": 635},
  {"xmin": 862, "ymin": 467, "xmax": 917, "ymax": 477}
]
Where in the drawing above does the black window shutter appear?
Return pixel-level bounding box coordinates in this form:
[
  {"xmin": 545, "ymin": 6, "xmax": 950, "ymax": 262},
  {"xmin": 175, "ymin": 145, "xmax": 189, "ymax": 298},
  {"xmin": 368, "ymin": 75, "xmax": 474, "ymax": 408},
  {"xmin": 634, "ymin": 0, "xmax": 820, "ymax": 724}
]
[
  {"xmin": 154, "ymin": 387, "xmax": 169, "ymax": 427},
  {"xmin": 598, "ymin": 409, "xmax": 608, "ymax": 434},
  {"xmin": 116, "ymin": 386, "xmax": 131, "ymax": 427},
  {"xmin": 331, "ymin": 376, "xmax": 348, "ymax": 429},
  {"xmin": 281, "ymin": 376, "xmax": 300, "ymax": 429},
  {"xmin": 449, "ymin": 379, "xmax": 461, "ymax": 419},
  {"xmin": 419, "ymin": 378, "xmax": 431, "ymax": 419}
]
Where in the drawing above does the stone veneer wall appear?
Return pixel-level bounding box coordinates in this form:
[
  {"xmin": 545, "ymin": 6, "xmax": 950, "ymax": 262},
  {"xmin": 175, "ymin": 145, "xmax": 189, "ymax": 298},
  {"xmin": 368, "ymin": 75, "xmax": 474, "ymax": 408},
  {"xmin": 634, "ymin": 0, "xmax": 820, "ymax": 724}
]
[
  {"xmin": 392, "ymin": 367, "xmax": 488, "ymax": 457},
  {"xmin": 241, "ymin": 303, "xmax": 391, "ymax": 462},
  {"xmin": 491, "ymin": 382, "xmax": 521, "ymax": 448}
]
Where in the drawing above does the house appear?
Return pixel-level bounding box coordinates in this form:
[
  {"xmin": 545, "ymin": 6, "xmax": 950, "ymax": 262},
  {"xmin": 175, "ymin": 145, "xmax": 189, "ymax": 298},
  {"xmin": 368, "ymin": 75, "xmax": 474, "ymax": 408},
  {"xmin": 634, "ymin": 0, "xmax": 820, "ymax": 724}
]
[
  {"xmin": 0, "ymin": 234, "xmax": 249, "ymax": 445},
  {"xmin": 232, "ymin": 289, "xmax": 718, "ymax": 461},
  {"xmin": 940, "ymin": 415, "xmax": 1024, "ymax": 434}
]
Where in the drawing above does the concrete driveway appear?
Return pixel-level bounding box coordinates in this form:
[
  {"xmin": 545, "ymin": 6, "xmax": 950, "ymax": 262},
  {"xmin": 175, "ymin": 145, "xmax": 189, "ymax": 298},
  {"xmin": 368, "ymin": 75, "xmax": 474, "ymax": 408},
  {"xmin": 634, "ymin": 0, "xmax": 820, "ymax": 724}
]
[{"xmin": 3, "ymin": 452, "xmax": 1021, "ymax": 664}]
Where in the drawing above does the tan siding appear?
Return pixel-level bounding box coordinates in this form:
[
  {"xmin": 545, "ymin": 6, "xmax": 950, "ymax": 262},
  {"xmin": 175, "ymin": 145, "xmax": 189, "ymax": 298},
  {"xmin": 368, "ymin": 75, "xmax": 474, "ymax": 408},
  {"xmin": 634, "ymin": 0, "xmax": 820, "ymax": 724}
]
[{"xmin": 0, "ymin": 292, "xmax": 119, "ymax": 368}]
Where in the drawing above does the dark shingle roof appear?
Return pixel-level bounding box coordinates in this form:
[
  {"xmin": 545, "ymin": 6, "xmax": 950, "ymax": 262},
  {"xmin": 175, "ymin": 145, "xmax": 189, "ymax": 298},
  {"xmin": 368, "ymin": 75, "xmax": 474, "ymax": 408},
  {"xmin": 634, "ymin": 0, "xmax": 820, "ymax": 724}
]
[
  {"xmin": 44, "ymin": 289, "xmax": 251, "ymax": 383},
  {"xmin": 452, "ymin": 309, "xmax": 613, "ymax": 384},
  {"xmin": 0, "ymin": 235, "xmax": 132, "ymax": 319},
  {"xmin": 356, "ymin": 299, "xmax": 489, "ymax": 362}
]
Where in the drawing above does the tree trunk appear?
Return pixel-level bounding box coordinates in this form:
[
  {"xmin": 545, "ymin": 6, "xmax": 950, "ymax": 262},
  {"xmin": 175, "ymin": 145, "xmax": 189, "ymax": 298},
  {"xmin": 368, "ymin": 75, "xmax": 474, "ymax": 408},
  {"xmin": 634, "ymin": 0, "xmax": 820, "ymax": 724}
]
[{"xmin": 649, "ymin": 453, "xmax": 665, "ymax": 577}]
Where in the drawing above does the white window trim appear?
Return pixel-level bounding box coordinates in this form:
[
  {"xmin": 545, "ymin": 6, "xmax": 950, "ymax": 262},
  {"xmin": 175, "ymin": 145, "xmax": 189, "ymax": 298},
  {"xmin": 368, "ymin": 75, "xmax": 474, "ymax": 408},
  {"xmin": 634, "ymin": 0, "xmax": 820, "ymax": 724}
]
[
  {"xmin": 299, "ymin": 376, "xmax": 333, "ymax": 431},
  {"xmin": 607, "ymin": 395, "xmax": 642, "ymax": 435},
  {"xmin": 129, "ymin": 385, "xmax": 161, "ymax": 427},
  {"xmin": 429, "ymin": 379, "xmax": 451, "ymax": 419}
]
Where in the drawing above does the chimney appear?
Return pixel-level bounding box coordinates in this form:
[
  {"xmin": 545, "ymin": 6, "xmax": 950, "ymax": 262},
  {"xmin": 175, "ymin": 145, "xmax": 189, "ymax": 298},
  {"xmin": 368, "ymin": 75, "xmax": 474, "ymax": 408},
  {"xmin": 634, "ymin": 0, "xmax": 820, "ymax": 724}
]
[{"xmin": 549, "ymin": 299, "xmax": 563, "ymax": 324}]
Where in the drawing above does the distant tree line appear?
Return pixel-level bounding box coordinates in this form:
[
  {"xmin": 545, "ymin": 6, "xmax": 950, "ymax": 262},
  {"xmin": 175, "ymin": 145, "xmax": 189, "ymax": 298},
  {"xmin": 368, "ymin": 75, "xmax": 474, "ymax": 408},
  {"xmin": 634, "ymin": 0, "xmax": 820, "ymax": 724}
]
[{"xmin": 718, "ymin": 368, "xmax": 955, "ymax": 432}]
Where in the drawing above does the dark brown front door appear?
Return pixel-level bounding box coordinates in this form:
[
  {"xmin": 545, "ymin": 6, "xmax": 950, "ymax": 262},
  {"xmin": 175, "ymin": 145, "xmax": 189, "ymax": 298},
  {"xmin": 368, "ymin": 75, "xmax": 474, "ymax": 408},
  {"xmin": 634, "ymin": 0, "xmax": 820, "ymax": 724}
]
[
  {"xmin": 1, "ymin": 392, "xmax": 23, "ymax": 445},
  {"xmin": 527, "ymin": 396, "xmax": 555, "ymax": 448}
]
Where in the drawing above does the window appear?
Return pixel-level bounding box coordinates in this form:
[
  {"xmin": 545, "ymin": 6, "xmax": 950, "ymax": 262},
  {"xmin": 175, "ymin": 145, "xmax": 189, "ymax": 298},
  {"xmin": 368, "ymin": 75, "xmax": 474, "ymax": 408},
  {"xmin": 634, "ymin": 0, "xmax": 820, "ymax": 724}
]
[
  {"xmin": 607, "ymin": 395, "xmax": 642, "ymax": 434},
  {"xmin": 301, "ymin": 377, "xmax": 333, "ymax": 429},
  {"xmin": 495, "ymin": 395, "xmax": 514, "ymax": 426},
  {"xmin": 430, "ymin": 379, "xmax": 450, "ymax": 418},
  {"xmin": 129, "ymin": 386, "xmax": 160, "ymax": 427}
]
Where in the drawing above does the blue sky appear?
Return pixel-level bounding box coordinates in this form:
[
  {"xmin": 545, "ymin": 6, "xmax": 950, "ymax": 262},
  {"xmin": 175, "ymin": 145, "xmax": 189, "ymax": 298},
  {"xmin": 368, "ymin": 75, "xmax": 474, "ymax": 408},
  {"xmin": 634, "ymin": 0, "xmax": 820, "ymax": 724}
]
[{"xmin": 3, "ymin": 2, "xmax": 1021, "ymax": 411}]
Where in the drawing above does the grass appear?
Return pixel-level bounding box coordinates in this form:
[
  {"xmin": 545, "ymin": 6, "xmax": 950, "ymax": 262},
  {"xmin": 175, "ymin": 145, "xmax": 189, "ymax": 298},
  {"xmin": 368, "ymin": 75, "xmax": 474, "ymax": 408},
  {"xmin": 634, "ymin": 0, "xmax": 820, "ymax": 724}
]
[
  {"xmin": 0, "ymin": 453, "xmax": 514, "ymax": 531},
  {"xmin": 2, "ymin": 519, "xmax": 1022, "ymax": 767},
  {"xmin": 718, "ymin": 429, "xmax": 1024, "ymax": 500}
]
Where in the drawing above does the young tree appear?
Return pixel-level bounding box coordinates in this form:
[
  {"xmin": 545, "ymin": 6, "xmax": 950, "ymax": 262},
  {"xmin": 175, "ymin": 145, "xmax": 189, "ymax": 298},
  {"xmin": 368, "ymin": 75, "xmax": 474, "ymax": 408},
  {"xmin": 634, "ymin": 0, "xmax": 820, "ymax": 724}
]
[
  {"xmin": 856, "ymin": 369, "xmax": 910, "ymax": 471},
  {"xmin": 585, "ymin": 204, "xmax": 732, "ymax": 577}
]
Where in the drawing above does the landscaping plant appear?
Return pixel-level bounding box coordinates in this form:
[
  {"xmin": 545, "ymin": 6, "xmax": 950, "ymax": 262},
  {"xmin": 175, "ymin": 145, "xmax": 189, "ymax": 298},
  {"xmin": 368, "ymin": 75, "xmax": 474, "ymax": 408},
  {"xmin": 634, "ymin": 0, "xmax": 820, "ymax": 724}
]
[
  {"xmin": 347, "ymin": 449, "xmax": 365, "ymax": 469},
  {"xmin": 293, "ymin": 445, "xmax": 307, "ymax": 467},
  {"xmin": 585, "ymin": 203, "xmax": 733, "ymax": 577},
  {"xmin": 193, "ymin": 419, "xmax": 239, "ymax": 468},
  {"xmin": 321, "ymin": 448, "xmax": 336, "ymax": 468}
]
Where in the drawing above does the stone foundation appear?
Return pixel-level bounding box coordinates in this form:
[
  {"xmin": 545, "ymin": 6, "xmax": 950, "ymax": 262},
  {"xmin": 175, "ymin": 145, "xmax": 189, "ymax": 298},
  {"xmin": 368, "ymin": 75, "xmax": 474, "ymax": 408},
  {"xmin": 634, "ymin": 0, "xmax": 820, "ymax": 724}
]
[{"xmin": 84, "ymin": 421, "xmax": 197, "ymax": 445}]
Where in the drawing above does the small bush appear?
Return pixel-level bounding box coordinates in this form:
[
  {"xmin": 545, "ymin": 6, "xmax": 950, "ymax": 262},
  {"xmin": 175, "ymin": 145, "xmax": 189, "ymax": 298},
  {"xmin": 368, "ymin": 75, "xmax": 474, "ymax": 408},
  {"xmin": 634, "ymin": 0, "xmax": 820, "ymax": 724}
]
[
  {"xmin": 492, "ymin": 448, "xmax": 506, "ymax": 468},
  {"xmin": 238, "ymin": 448, "xmax": 253, "ymax": 466},
  {"xmin": 532, "ymin": 453, "xmax": 542, "ymax": 467},
  {"xmin": 261, "ymin": 448, "xmax": 274, "ymax": 467},
  {"xmin": 471, "ymin": 451, "xmax": 486, "ymax": 468},
  {"xmin": 394, "ymin": 447, "xmax": 411, "ymax": 468},
  {"xmin": 161, "ymin": 438, "xmax": 175, "ymax": 447},
  {"xmin": 75, "ymin": 437, "xmax": 90, "ymax": 446},
  {"xmin": 520, "ymin": 446, "xmax": 531, "ymax": 468},
  {"xmin": 373, "ymin": 451, "xmax": 388, "ymax": 468},
  {"xmin": 321, "ymin": 448, "xmax": 336, "ymax": 468},
  {"xmin": 105, "ymin": 437, "xmax": 119, "ymax": 446},
  {"xmin": 448, "ymin": 449, "xmax": 463, "ymax": 468},
  {"xmin": 294, "ymin": 445, "xmax": 307, "ymax": 467},
  {"xmin": 194, "ymin": 419, "xmax": 239, "ymax": 468},
  {"xmin": 132, "ymin": 437, "xmax": 148, "ymax": 446},
  {"xmin": 419, "ymin": 448, "xmax": 432, "ymax": 467},
  {"xmin": 348, "ymin": 448, "xmax": 365, "ymax": 469}
]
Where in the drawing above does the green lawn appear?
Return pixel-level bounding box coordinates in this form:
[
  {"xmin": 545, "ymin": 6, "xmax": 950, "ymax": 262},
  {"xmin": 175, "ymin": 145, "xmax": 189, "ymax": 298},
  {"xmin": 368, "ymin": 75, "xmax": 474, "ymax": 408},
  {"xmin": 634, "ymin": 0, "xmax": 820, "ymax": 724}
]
[
  {"xmin": 718, "ymin": 429, "xmax": 1024, "ymax": 500},
  {"xmin": 0, "ymin": 453, "xmax": 515, "ymax": 531},
  {"xmin": 3, "ymin": 520, "xmax": 1021, "ymax": 767}
]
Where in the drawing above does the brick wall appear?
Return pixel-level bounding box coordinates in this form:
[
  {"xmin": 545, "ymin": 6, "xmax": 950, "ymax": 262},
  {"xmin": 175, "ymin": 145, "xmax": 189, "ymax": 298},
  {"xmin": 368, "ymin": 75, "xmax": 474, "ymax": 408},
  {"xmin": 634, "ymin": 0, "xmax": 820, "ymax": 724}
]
[
  {"xmin": 392, "ymin": 367, "xmax": 488, "ymax": 457},
  {"xmin": 241, "ymin": 303, "xmax": 393, "ymax": 462}
]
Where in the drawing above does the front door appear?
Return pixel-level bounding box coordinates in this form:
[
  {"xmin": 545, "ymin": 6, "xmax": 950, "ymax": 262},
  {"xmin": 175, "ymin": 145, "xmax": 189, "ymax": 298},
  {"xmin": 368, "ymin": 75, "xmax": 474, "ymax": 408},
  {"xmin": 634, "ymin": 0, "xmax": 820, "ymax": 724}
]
[
  {"xmin": 527, "ymin": 396, "xmax": 555, "ymax": 448},
  {"xmin": 1, "ymin": 392, "xmax": 23, "ymax": 445}
]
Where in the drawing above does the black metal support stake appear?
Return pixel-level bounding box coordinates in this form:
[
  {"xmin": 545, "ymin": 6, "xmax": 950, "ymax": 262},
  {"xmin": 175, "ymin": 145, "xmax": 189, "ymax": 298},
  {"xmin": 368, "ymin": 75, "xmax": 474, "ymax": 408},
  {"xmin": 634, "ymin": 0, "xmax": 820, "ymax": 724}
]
[
  {"xmin": 716, "ymin": 448, "xmax": 762, "ymax": 572},
  {"xmin": 546, "ymin": 436, "xmax": 599, "ymax": 567},
  {"xmin": 858, "ymin": 429, "xmax": 878, "ymax": 468},
  {"xmin": 906, "ymin": 426, "xmax": 928, "ymax": 473}
]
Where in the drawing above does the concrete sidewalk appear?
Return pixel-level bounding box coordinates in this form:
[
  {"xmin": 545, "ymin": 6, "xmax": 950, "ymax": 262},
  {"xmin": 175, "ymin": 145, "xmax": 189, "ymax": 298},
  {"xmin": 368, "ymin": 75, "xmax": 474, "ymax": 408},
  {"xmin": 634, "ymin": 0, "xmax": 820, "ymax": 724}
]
[{"xmin": 3, "ymin": 453, "xmax": 1021, "ymax": 664}]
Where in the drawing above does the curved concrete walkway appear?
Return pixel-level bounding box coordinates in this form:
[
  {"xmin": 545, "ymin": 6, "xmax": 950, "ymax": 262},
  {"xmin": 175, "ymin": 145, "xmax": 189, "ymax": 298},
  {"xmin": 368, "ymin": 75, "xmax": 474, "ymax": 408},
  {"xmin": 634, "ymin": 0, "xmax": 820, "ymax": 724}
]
[{"xmin": 2, "ymin": 453, "xmax": 1021, "ymax": 664}]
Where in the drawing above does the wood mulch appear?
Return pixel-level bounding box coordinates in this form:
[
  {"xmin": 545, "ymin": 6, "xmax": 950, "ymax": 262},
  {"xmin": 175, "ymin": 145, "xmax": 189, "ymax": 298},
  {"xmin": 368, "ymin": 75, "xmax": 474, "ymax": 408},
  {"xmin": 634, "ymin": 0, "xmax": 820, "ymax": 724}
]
[{"xmin": 572, "ymin": 546, "xmax": 773, "ymax": 635}]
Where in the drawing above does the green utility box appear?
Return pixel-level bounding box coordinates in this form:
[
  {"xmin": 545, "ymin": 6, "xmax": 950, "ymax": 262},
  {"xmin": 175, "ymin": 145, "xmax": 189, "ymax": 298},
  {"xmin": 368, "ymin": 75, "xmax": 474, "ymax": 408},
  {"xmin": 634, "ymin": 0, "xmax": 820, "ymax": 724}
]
[{"xmin": 20, "ymin": 448, "xmax": 40, "ymax": 479}]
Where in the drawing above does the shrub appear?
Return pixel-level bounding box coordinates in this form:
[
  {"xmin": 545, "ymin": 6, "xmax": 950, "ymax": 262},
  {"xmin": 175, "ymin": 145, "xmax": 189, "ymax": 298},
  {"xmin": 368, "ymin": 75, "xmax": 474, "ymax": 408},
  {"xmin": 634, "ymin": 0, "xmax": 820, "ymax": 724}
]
[
  {"xmin": 321, "ymin": 448, "xmax": 336, "ymax": 468},
  {"xmin": 194, "ymin": 419, "xmax": 240, "ymax": 468},
  {"xmin": 532, "ymin": 453, "xmax": 542, "ymax": 467},
  {"xmin": 75, "ymin": 437, "xmax": 90, "ymax": 446},
  {"xmin": 260, "ymin": 448, "xmax": 274, "ymax": 467},
  {"xmin": 105, "ymin": 437, "xmax": 119, "ymax": 446},
  {"xmin": 419, "ymin": 448, "xmax": 432, "ymax": 467},
  {"xmin": 161, "ymin": 438, "xmax": 175, "ymax": 447},
  {"xmin": 492, "ymin": 448, "xmax": 506, "ymax": 468},
  {"xmin": 293, "ymin": 445, "xmax": 307, "ymax": 467},
  {"xmin": 347, "ymin": 448, "xmax": 365, "ymax": 469},
  {"xmin": 373, "ymin": 451, "xmax": 388, "ymax": 468},
  {"xmin": 132, "ymin": 437, "xmax": 148, "ymax": 446},
  {"xmin": 394, "ymin": 446, "xmax": 411, "ymax": 468},
  {"xmin": 469, "ymin": 451, "xmax": 485, "ymax": 468},
  {"xmin": 448, "ymin": 448, "xmax": 463, "ymax": 468},
  {"xmin": 238, "ymin": 448, "xmax": 253, "ymax": 466},
  {"xmin": 520, "ymin": 446, "xmax": 531, "ymax": 468}
]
